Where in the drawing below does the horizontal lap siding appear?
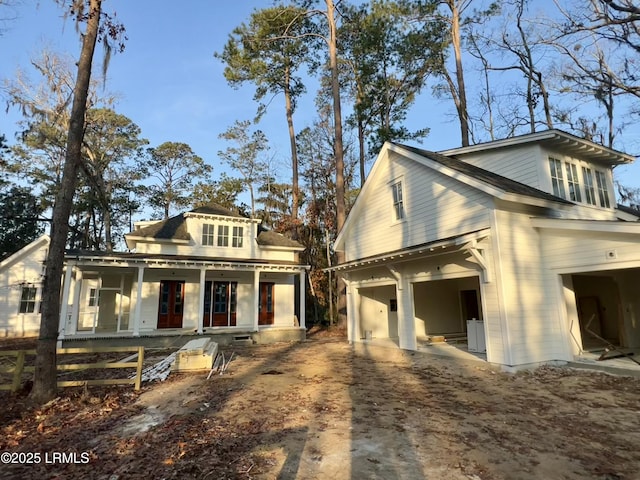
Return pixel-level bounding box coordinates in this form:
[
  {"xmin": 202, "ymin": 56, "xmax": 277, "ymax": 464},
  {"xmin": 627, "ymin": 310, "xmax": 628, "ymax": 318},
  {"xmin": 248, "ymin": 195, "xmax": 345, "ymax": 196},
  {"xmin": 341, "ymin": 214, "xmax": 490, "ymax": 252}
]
[
  {"xmin": 455, "ymin": 145, "xmax": 542, "ymax": 189},
  {"xmin": 345, "ymin": 153, "xmax": 492, "ymax": 261},
  {"xmin": 540, "ymin": 230, "xmax": 640, "ymax": 272},
  {"xmin": 495, "ymin": 210, "xmax": 567, "ymax": 365}
]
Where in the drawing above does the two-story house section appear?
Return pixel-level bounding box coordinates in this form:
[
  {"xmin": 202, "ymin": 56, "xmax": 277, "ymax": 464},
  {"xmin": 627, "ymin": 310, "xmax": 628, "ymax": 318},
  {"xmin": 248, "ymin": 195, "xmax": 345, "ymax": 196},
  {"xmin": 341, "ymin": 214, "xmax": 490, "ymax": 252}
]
[
  {"xmin": 333, "ymin": 129, "xmax": 640, "ymax": 370},
  {"xmin": 0, "ymin": 204, "xmax": 309, "ymax": 344}
]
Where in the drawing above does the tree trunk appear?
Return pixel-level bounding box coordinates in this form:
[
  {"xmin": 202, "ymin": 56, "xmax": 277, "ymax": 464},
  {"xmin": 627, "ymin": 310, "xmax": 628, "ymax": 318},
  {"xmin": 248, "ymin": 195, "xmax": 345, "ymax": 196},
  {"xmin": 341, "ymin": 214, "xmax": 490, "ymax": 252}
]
[
  {"xmin": 326, "ymin": 0, "xmax": 347, "ymax": 328},
  {"xmin": 30, "ymin": 0, "xmax": 102, "ymax": 404},
  {"xmin": 284, "ymin": 65, "xmax": 300, "ymax": 236},
  {"xmin": 449, "ymin": 0, "xmax": 470, "ymax": 147}
]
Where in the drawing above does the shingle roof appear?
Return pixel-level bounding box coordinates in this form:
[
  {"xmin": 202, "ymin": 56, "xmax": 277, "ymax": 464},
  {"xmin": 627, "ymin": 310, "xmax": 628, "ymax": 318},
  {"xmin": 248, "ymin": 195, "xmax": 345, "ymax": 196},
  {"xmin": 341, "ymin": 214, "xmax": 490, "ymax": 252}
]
[
  {"xmin": 257, "ymin": 229, "xmax": 304, "ymax": 248},
  {"xmin": 132, "ymin": 214, "xmax": 190, "ymax": 241},
  {"xmin": 393, "ymin": 143, "xmax": 573, "ymax": 205}
]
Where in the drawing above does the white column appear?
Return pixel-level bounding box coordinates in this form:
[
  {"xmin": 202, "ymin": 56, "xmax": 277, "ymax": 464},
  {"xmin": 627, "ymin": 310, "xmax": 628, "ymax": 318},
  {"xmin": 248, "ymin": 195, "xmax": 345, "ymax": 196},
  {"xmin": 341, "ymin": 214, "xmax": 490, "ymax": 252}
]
[
  {"xmin": 197, "ymin": 268, "xmax": 206, "ymax": 334},
  {"xmin": 396, "ymin": 276, "xmax": 417, "ymax": 351},
  {"xmin": 132, "ymin": 266, "xmax": 144, "ymax": 337},
  {"xmin": 299, "ymin": 271, "xmax": 306, "ymax": 329},
  {"xmin": 344, "ymin": 277, "xmax": 358, "ymax": 343},
  {"xmin": 253, "ymin": 270, "xmax": 260, "ymax": 331},
  {"xmin": 58, "ymin": 265, "xmax": 74, "ymax": 340},
  {"xmin": 68, "ymin": 269, "xmax": 82, "ymax": 336}
]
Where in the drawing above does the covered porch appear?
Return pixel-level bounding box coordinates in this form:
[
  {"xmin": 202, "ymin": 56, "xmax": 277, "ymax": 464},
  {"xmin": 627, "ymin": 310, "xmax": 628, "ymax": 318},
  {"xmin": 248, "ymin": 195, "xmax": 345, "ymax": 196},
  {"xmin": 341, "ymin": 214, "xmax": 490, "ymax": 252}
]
[{"xmin": 57, "ymin": 252, "xmax": 307, "ymax": 341}]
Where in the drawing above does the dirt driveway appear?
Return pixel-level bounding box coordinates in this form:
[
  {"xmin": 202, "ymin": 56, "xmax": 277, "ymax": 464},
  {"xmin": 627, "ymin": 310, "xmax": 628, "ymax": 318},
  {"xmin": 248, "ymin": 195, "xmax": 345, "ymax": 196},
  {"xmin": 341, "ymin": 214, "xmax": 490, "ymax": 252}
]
[{"xmin": 1, "ymin": 334, "xmax": 639, "ymax": 479}]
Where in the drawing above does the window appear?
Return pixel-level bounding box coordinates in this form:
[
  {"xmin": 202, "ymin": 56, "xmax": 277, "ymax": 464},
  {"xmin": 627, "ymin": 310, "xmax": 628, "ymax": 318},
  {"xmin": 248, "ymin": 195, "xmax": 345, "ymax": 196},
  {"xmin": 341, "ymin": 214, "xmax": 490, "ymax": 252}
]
[
  {"xmin": 549, "ymin": 158, "xmax": 566, "ymax": 199},
  {"xmin": 595, "ymin": 171, "xmax": 611, "ymax": 208},
  {"xmin": 88, "ymin": 288, "xmax": 99, "ymax": 307},
  {"xmin": 202, "ymin": 223, "xmax": 215, "ymax": 246},
  {"xmin": 232, "ymin": 226, "xmax": 244, "ymax": 248},
  {"xmin": 582, "ymin": 167, "xmax": 596, "ymax": 205},
  {"xmin": 217, "ymin": 225, "xmax": 229, "ymax": 247},
  {"xmin": 565, "ymin": 163, "xmax": 582, "ymax": 202},
  {"xmin": 391, "ymin": 181, "xmax": 404, "ymax": 220},
  {"xmin": 19, "ymin": 286, "xmax": 37, "ymax": 314}
]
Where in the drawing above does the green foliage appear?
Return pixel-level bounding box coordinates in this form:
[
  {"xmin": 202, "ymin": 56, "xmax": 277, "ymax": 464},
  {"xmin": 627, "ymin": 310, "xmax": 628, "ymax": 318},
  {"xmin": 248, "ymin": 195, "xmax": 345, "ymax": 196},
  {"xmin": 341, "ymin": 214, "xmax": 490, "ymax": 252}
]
[
  {"xmin": 0, "ymin": 185, "xmax": 43, "ymax": 258},
  {"xmin": 142, "ymin": 141, "xmax": 211, "ymax": 219},
  {"xmin": 192, "ymin": 174, "xmax": 248, "ymax": 214}
]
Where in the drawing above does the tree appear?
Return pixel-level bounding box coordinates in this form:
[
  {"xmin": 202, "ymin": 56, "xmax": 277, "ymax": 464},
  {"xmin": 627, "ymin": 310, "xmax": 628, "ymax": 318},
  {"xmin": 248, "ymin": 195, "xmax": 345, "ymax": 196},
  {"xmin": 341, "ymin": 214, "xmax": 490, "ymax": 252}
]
[
  {"xmin": 192, "ymin": 174, "xmax": 247, "ymax": 214},
  {"xmin": 32, "ymin": 0, "xmax": 126, "ymax": 404},
  {"xmin": 142, "ymin": 142, "xmax": 210, "ymax": 219},
  {"xmin": 218, "ymin": 120, "xmax": 269, "ymax": 218},
  {"xmin": 217, "ymin": 4, "xmax": 314, "ymax": 229},
  {"xmin": 340, "ymin": 0, "xmax": 445, "ymax": 183},
  {"xmin": 81, "ymin": 108, "xmax": 147, "ymax": 250},
  {"xmin": 0, "ymin": 186, "xmax": 44, "ymax": 258}
]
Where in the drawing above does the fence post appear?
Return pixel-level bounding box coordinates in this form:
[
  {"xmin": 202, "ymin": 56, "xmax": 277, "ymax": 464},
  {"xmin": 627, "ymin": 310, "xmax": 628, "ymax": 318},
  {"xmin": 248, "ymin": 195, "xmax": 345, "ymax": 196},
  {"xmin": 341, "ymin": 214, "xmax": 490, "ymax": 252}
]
[
  {"xmin": 134, "ymin": 346, "xmax": 144, "ymax": 391},
  {"xmin": 11, "ymin": 351, "xmax": 26, "ymax": 393}
]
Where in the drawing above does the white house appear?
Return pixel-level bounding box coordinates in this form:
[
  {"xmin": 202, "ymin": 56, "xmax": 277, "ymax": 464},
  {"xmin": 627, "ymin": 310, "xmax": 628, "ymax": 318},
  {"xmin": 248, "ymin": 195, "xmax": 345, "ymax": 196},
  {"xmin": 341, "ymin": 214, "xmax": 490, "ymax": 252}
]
[
  {"xmin": 0, "ymin": 204, "xmax": 308, "ymax": 343},
  {"xmin": 333, "ymin": 129, "xmax": 640, "ymax": 368}
]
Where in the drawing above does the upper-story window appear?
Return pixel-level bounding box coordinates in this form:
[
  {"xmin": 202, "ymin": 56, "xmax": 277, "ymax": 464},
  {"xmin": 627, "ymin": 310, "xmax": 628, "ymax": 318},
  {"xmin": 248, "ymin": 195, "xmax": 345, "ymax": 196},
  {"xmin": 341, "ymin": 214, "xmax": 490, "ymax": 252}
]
[
  {"xmin": 582, "ymin": 167, "xmax": 596, "ymax": 206},
  {"xmin": 595, "ymin": 170, "xmax": 611, "ymax": 208},
  {"xmin": 19, "ymin": 286, "xmax": 37, "ymax": 314},
  {"xmin": 549, "ymin": 158, "xmax": 566, "ymax": 199},
  {"xmin": 232, "ymin": 226, "xmax": 244, "ymax": 248},
  {"xmin": 217, "ymin": 225, "xmax": 229, "ymax": 247},
  {"xmin": 391, "ymin": 181, "xmax": 404, "ymax": 220},
  {"xmin": 565, "ymin": 163, "xmax": 582, "ymax": 202},
  {"xmin": 202, "ymin": 223, "xmax": 215, "ymax": 246}
]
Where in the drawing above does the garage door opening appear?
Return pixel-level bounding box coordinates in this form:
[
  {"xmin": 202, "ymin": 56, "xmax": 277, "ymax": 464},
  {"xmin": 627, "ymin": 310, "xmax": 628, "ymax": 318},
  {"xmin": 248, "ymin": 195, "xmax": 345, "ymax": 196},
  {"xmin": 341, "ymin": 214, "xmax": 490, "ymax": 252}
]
[
  {"xmin": 573, "ymin": 274, "xmax": 622, "ymax": 350},
  {"xmin": 413, "ymin": 276, "xmax": 484, "ymax": 351}
]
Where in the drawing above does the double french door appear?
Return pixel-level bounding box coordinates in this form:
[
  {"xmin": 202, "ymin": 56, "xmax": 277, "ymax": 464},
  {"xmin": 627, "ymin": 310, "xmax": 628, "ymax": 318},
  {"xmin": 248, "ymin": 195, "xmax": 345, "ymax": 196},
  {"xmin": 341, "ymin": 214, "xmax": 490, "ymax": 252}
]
[
  {"xmin": 203, "ymin": 281, "xmax": 237, "ymax": 327},
  {"xmin": 157, "ymin": 280, "xmax": 185, "ymax": 328}
]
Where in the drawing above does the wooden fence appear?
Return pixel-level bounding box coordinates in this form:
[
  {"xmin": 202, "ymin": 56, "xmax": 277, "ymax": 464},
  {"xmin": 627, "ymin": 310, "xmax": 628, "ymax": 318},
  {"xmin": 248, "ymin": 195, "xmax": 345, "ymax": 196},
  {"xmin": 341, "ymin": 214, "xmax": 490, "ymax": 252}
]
[{"xmin": 0, "ymin": 346, "xmax": 145, "ymax": 393}]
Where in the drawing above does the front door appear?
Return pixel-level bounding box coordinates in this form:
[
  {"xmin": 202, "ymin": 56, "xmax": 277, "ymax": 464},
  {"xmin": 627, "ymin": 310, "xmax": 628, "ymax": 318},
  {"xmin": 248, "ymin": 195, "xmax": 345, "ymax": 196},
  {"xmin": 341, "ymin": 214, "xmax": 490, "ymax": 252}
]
[
  {"xmin": 259, "ymin": 282, "xmax": 275, "ymax": 325},
  {"xmin": 207, "ymin": 281, "xmax": 237, "ymax": 327},
  {"xmin": 157, "ymin": 280, "xmax": 184, "ymax": 328}
]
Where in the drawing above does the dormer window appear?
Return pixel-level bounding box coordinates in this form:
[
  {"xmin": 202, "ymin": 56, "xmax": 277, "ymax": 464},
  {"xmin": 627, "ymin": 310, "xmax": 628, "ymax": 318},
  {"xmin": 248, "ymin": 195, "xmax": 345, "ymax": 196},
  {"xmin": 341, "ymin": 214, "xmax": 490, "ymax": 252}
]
[
  {"xmin": 202, "ymin": 224, "xmax": 215, "ymax": 246},
  {"xmin": 595, "ymin": 171, "xmax": 611, "ymax": 208},
  {"xmin": 582, "ymin": 167, "xmax": 596, "ymax": 206},
  {"xmin": 549, "ymin": 158, "xmax": 566, "ymax": 199},
  {"xmin": 217, "ymin": 225, "xmax": 229, "ymax": 247},
  {"xmin": 391, "ymin": 181, "xmax": 404, "ymax": 220},
  {"xmin": 232, "ymin": 226, "xmax": 244, "ymax": 248},
  {"xmin": 565, "ymin": 163, "xmax": 582, "ymax": 202}
]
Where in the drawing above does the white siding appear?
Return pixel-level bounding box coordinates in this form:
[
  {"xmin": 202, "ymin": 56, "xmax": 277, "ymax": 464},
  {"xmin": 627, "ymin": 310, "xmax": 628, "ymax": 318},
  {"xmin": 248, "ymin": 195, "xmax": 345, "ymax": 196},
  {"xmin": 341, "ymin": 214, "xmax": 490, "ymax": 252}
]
[
  {"xmin": 343, "ymin": 152, "xmax": 492, "ymax": 261},
  {"xmin": 0, "ymin": 241, "xmax": 48, "ymax": 337},
  {"xmin": 494, "ymin": 210, "xmax": 569, "ymax": 365},
  {"xmin": 452, "ymin": 144, "xmax": 542, "ymax": 188}
]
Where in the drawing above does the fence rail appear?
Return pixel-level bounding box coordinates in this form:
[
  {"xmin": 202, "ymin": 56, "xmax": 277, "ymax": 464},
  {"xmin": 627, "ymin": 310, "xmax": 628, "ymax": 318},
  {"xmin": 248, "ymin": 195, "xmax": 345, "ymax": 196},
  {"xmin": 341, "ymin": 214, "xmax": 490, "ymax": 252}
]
[{"xmin": 0, "ymin": 346, "xmax": 145, "ymax": 392}]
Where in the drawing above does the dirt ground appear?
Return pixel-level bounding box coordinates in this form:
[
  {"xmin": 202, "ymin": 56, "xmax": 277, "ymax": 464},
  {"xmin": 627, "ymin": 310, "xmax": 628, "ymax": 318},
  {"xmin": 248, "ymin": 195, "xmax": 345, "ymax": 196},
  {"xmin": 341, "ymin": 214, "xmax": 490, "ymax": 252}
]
[{"xmin": 1, "ymin": 331, "xmax": 640, "ymax": 480}]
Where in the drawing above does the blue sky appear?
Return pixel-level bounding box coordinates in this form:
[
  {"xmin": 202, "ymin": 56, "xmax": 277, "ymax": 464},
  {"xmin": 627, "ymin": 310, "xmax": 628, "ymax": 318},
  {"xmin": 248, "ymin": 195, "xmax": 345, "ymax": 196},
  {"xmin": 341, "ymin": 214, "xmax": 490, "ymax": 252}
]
[{"xmin": 1, "ymin": 0, "xmax": 638, "ymax": 210}]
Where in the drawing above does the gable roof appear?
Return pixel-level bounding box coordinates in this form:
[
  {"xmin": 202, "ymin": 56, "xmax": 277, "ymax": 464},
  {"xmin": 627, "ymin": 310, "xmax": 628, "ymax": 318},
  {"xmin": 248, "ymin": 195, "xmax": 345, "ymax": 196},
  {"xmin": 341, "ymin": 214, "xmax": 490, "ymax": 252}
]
[
  {"xmin": 439, "ymin": 129, "xmax": 635, "ymax": 165},
  {"xmin": 335, "ymin": 140, "xmax": 572, "ymax": 250},
  {"xmin": 0, "ymin": 234, "xmax": 50, "ymax": 269},
  {"xmin": 395, "ymin": 143, "xmax": 572, "ymax": 205}
]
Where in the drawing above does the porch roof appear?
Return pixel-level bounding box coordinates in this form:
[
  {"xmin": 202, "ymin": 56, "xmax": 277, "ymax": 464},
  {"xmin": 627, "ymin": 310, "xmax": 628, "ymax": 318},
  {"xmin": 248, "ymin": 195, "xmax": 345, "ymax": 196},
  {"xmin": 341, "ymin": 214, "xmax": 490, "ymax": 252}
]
[
  {"xmin": 329, "ymin": 228, "xmax": 490, "ymax": 272},
  {"xmin": 64, "ymin": 250, "xmax": 309, "ymax": 272}
]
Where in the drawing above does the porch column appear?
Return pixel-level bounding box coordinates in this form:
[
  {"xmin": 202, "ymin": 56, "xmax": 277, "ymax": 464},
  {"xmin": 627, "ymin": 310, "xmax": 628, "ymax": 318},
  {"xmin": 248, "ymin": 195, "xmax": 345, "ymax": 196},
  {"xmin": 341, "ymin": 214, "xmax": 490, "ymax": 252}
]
[
  {"xmin": 58, "ymin": 265, "xmax": 74, "ymax": 340},
  {"xmin": 343, "ymin": 276, "xmax": 358, "ymax": 343},
  {"xmin": 299, "ymin": 271, "xmax": 306, "ymax": 329},
  {"xmin": 68, "ymin": 269, "xmax": 83, "ymax": 336},
  {"xmin": 253, "ymin": 270, "xmax": 260, "ymax": 331},
  {"xmin": 197, "ymin": 268, "xmax": 206, "ymax": 335},
  {"xmin": 396, "ymin": 276, "xmax": 416, "ymax": 350},
  {"xmin": 132, "ymin": 266, "xmax": 145, "ymax": 337}
]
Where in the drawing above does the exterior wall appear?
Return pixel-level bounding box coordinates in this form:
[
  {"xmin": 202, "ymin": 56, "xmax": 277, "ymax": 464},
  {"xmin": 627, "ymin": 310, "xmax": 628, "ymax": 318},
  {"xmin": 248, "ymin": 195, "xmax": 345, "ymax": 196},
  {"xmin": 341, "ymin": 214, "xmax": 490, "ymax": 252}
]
[
  {"xmin": 342, "ymin": 152, "xmax": 492, "ymax": 262},
  {"xmin": 0, "ymin": 241, "xmax": 48, "ymax": 337},
  {"xmin": 358, "ymin": 285, "xmax": 397, "ymax": 340},
  {"xmin": 450, "ymin": 144, "xmax": 542, "ymax": 188},
  {"xmin": 133, "ymin": 216, "xmax": 297, "ymax": 263},
  {"xmin": 494, "ymin": 209, "xmax": 570, "ymax": 365}
]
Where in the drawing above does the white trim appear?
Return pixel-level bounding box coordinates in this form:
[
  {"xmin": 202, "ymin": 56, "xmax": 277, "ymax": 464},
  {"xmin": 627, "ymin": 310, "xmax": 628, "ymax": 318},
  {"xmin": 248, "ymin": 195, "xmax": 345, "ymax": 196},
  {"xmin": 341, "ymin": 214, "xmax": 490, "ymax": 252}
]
[{"xmin": 531, "ymin": 218, "xmax": 640, "ymax": 234}]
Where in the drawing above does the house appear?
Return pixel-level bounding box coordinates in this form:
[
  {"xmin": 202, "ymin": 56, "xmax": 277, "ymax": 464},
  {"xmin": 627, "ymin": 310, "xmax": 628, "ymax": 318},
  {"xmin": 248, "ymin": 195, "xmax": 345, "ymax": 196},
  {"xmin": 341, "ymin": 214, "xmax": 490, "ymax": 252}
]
[
  {"xmin": 333, "ymin": 129, "xmax": 640, "ymax": 369},
  {"xmin": 0, "ymin": 204, "xmax": 308, "ymax": 344}
]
